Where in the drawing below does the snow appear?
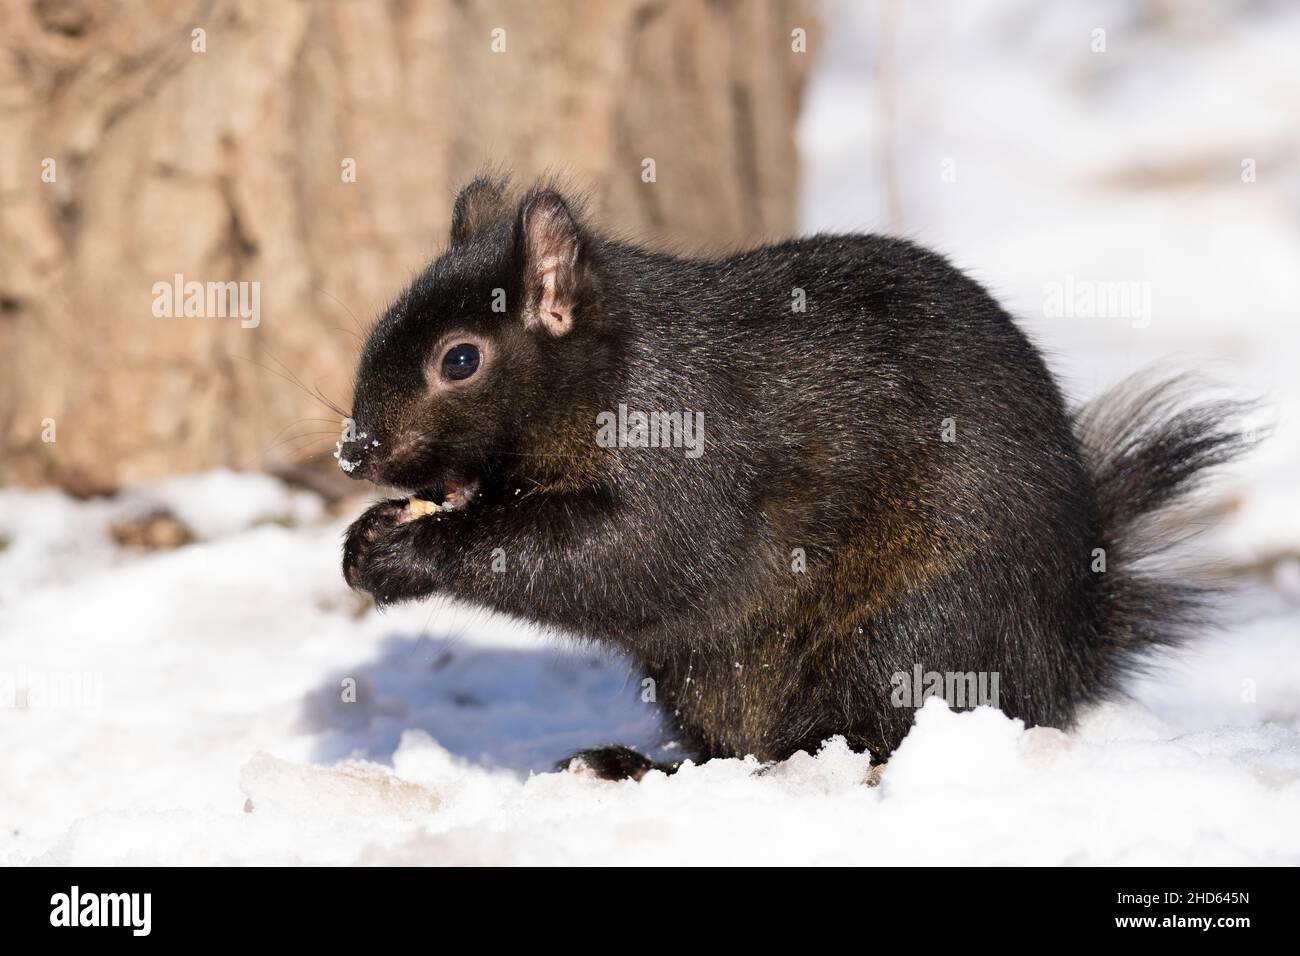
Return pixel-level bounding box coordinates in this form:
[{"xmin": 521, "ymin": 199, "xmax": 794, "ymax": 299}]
[
  {"xmin": 2, "ymin": 479, "xmax": 1297, "ymax": 865},
  {"xmin": 4, "ymin": 1, "xmax": 1300, "ymax": 864}
]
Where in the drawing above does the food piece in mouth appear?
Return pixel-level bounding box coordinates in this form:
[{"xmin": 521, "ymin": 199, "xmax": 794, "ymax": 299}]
[
  {"xmin": 407, "ymin": 496, "xmax": 442, "ymax": 518},
  {"xmin": 405, "ymin": 478, "xmax": 481, "ymax": 521}
]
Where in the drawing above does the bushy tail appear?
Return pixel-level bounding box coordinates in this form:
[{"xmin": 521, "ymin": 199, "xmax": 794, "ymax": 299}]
[{"xmin": 1073, "ymin": 375, "xmax": 1257, "ymax": 661}]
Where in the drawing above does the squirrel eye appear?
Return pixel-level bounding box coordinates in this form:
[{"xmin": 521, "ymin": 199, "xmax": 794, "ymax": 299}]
[{"xmin": 441, "ymin": 343, "xmax": 481, "ymax": 381}]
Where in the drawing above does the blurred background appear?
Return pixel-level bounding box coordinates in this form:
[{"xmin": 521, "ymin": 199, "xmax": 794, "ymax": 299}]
[
  {"xmin": 801, "ymin": 0, "xmax": 1300, "ymax": 579},
  {"xmin": 0, "ymin": 0, "xmax": 812, "ymax": 490},
  {"xmin": 2, "ymin": 0, "xmax": 1299, "ymax": 865}
]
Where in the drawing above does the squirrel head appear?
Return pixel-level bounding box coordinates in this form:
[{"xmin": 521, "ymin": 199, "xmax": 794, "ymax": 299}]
[{"xmin": 338, "ymin": 178, "xmax": 616, "ymax": 502}]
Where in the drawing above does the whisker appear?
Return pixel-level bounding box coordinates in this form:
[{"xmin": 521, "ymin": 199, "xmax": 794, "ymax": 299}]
[
  {"xmin": 327, "ymin": 325, "xmax": 364, "ymax": 344},
  {"xmin": 246, "ymin": 350, "xmax": 352, "ymax": 420},
  {"xmin": 265, "ymin": 418, "xmax": 347, "ymax": 444},
  {"xmin": 315, "ymin": 286, "xmax": 370, "ymax": 336},
  {"xmin": 310, "ymin": 383, "xmax": 350, "ymax": 419},
  {"xmin": 262, "ymin": 431, "xmax": 341, "ymax": 455},
  {"xmin": 235, "ymin": 354, "xmax": 349, "ymax": 420}
]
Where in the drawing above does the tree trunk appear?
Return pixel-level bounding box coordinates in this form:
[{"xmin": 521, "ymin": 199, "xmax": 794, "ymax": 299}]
[{"xmin": 0, "ymin": 0, "xmax": 813, "ymax": 489}]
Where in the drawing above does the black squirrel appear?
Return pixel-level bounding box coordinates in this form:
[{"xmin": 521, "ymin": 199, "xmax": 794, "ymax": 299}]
[{"xmin": 339, "ymin": 176, "xmax": 1249, "ymax": 779}]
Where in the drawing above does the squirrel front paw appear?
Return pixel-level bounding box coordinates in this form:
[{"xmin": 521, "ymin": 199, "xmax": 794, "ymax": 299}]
[{"xmin": 341, "ymin": 498, "xmax": 412, "ymax": 599}]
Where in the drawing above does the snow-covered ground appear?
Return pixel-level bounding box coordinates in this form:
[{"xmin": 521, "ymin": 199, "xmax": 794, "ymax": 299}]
[
  {"xmin": 4, "ymin": 0, "xmax": 1300, "ymax": 865},
  {"xmin": 1, "ymin": 472, "xmax": 1298, "ymax": 865},
  {"xmin": 2, "ymin": 472, "xmax": 1298, "ymax": 865}
]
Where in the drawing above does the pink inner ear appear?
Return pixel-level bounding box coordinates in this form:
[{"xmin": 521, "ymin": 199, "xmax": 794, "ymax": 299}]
[
  {"xmin": 520, "ymin": 192, "xmax": 582, "ymax": 335},
  {"xmin": 527, "ymin": 256, "xmax": 568, "ymax": 332},
  {"xmin": 539, "ymin": 258, "xmax": 559, "ymax": 304}
]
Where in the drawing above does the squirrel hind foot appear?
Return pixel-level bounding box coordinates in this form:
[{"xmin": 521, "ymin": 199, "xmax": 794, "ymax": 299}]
[{"xmin": 557, "ymin": 745, "xmax": 680, "ymax": 781}]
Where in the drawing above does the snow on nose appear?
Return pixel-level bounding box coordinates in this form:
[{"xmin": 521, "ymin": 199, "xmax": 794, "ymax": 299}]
[{"xmin": 334, "ymin": 425, "xmax": 381, "ymax": 479}]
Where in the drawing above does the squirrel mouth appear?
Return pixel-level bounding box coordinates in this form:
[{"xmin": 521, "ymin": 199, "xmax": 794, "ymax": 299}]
[{"xmin": 404, "ymin": 477, "xmax": 481, "ymax": 520}]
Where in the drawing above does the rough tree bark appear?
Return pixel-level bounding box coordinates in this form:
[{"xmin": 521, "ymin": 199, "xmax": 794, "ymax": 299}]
[{"xmin": 0, "ymin": 0, "xmax": 813, "ymax": 490}]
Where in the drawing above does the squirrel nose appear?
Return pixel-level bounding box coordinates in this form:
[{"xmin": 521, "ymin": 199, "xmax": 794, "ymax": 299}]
[{"xmin": 335, "ymin": 427, "xmax": 380, "ymax": 480}]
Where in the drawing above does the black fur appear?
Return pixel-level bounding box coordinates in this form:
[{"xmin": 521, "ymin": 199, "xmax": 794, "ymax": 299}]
[
  {"xmin": 340, "ymin": 176, "xmax": 1250, "ymax": 780},
  {"xmin": 556, "ymin": 746, "xmax": 680, "ymax": 781}
]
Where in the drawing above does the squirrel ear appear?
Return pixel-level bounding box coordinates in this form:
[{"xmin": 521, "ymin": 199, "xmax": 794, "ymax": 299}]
[
  {"xmin": 516, "ymin": 190, "xmax": 583, "ymax": 337},
  {"xmin": 450, "ymin": 177, "xmax": 507, "ymax": 246}
]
